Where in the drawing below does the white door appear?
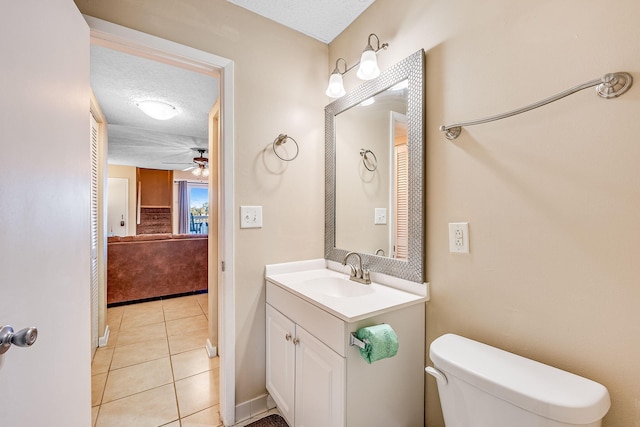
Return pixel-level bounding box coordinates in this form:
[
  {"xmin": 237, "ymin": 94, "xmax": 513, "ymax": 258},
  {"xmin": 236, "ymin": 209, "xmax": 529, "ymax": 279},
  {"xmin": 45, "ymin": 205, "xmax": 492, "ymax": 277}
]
[
  {"xmin": 107, "ymin": 177, "xmax": 129, "ymax": 236},
  {"xmin": 294, "ymin": 326, "xmax": 345, "ymax": 427},
  {"xmin": 0, "ymin": 2, "xmax": 91, "ymax": 426},
  {"xmin": 265, "ymin": 305, "xmax": 296, "ymax": 426}
]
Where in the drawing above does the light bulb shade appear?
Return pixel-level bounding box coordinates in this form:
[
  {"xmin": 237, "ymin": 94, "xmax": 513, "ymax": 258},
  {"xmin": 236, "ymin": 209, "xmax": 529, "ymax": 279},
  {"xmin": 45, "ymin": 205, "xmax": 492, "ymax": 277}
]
[
  {"xmin": 325, "ymin": 72, "xmax": 346, "ymax": 98},
  {"xmin": 203, "ymin": 167, "xmax": 210, "ymax": 177},
  {"xmin": 357, "ymin": 49, "xmax": 380, "ymax": 80},
  {"xmin": 192, "ymin": 167, "xmax": 202, "ymax": 177},
  {"xmin": 137, "ymin": 100, "xmax": 178, "ymax": 120}
]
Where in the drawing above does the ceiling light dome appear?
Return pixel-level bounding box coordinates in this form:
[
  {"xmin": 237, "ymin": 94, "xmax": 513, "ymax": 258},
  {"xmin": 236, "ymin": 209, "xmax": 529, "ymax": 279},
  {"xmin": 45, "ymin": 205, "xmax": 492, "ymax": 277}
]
[{"xmin": 136, "ymin": 100, "xmax": 178, "ymax": 120}]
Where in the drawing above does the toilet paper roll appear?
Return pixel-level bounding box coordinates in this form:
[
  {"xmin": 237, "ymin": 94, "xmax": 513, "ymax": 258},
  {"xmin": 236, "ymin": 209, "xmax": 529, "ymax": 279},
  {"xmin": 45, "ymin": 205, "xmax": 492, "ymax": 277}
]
[{"xmin": 355, "ymin": 324, "xmax": 399, "ymax": 364}]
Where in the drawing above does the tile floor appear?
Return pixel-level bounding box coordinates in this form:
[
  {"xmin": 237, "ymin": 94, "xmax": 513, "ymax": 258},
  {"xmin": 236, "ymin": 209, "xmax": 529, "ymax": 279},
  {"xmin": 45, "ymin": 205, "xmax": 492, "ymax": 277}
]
[{"xmin": 91, "ymin": 294, "xmax": 222, "ymax": 427}]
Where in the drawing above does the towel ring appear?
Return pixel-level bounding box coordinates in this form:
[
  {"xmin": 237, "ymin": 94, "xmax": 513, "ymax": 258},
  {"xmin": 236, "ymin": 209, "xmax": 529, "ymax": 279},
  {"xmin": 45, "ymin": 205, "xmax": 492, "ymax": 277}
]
[
  {"xmin": 360, "ymin": 148, "xmax": 377, "ymax": 171},
  {"xmin": 272, "ymin": 134, "xmax": 299, "ymax": 162}
]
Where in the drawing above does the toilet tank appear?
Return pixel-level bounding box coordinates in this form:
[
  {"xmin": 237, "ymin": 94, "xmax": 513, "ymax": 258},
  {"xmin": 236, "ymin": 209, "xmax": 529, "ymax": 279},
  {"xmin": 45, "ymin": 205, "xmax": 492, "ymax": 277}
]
[{"xmin": 427, "ymin": 334, "xmax": 610, "ymax": 427}]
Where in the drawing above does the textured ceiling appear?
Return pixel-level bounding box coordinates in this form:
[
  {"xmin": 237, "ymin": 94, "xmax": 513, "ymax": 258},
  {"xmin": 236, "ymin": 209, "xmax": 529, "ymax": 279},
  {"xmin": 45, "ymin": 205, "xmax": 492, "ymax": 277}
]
[
  {"xmin": 227, "ymin": 0, "xmax": 376, "ymax": 43},
  {"xmin": 90, "ymin": 45, "xmax": 218, "ymax": 170},
  {"xmin": 92, "ymin": 2, "xmax": 374, "ymax": 170}
]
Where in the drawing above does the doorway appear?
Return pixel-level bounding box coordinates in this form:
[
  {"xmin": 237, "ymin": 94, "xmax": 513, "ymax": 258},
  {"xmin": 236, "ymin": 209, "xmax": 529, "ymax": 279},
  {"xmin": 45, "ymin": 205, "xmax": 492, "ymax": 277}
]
[{"xmin": 87, "ymin": 16, "xmax": 236, "ymax": 425}]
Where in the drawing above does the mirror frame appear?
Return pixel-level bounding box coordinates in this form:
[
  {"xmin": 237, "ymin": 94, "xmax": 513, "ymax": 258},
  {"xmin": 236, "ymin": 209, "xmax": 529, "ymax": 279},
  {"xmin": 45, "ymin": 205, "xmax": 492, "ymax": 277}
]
[{"xmin": 325, "ymin": 49, "xmax": 425, "ymax": 283}]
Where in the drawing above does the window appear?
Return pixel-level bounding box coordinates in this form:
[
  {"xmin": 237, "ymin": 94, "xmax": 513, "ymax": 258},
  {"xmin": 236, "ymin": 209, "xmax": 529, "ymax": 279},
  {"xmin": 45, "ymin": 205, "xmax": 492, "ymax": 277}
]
[{"xmin": 189, "ymin": 183, "xmax": 209, "ymax": 235}]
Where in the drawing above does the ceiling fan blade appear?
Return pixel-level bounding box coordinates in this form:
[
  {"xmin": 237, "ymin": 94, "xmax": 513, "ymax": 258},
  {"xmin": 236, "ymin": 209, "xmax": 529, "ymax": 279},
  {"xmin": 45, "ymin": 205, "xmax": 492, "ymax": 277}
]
[
  {"xmin": 182, "ymin": 166, "xmax": 197, "ymax": 171},
  {"xmin": 162, "ymin": 162, "xmax": 194, "ymax": 165}
]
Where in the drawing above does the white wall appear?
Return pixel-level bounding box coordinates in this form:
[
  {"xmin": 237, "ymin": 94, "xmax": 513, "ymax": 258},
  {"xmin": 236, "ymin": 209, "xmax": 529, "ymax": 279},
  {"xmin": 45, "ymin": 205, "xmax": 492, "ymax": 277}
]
[{"xmin": 332, "ymin": 1, "xmax": 640, "ymax": 426}]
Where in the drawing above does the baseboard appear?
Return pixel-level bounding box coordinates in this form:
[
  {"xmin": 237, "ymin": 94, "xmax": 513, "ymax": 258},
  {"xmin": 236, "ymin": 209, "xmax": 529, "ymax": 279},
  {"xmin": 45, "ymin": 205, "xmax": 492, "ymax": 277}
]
[
  {"xmin": 235, "ymin": 394, "xmax": 270, "ymax": 423},
  {"xmin": 98, "ymin": 325, "xmax": 110, "ymax": 347},
  {"xmin": 206, "ymin": 339, "xmax": 217, "ymax": 358}
]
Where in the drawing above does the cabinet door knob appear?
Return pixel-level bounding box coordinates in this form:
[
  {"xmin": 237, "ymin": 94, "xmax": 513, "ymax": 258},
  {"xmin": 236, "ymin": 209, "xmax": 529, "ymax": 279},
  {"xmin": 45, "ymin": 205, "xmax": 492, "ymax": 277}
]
[
  {"xmin": 285, "ymin": 333, "xmax": 292, "ymax": 341},
  {"xmin": 293, "ymin": 337, "xmax": 300, "ymax": 345}
]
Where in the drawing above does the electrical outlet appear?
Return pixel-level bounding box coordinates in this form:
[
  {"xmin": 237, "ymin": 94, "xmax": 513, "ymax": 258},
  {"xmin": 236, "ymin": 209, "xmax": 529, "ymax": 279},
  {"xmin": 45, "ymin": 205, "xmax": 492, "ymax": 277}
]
[
  {"xmin": 240, "ymin": 206, "xmax": 263, "ymax": 229},
  {"xmin": 448, "ymin": 222, "xmax": 469, "ymax": 253},
  {"xmin": 374, "ymin": 208, "xmax": 387, "ymax": 225}
]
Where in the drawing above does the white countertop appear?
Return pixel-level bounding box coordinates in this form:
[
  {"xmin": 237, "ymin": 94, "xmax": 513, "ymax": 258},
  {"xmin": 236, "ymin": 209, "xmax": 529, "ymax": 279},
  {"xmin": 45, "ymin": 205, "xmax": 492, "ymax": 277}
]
[{"xmin": 265, "ymin": 259, "xmax": 428, "ymax": 322}]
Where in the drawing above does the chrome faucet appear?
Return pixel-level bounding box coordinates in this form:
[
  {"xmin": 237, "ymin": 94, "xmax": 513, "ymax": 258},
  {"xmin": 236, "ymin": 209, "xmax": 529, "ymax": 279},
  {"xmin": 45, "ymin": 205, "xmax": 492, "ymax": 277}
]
[{"xmin": 342, "ymin": 251, "xmax": 371, "ymax": 284}]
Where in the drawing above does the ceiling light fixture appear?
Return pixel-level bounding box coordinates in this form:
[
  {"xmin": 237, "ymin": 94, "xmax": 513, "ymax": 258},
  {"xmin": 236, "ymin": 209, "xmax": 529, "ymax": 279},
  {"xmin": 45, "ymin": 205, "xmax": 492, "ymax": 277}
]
[
  {"xmin": 325, "ymin": 33, "xmax": 389, "ymax": 99},
  {"xmin": 136, "ymin": 100, "xmax": 178, "ymax": 120},
  {"xmin": 192, "ymin": 163, "xmax": 209, "ymax": 178}
]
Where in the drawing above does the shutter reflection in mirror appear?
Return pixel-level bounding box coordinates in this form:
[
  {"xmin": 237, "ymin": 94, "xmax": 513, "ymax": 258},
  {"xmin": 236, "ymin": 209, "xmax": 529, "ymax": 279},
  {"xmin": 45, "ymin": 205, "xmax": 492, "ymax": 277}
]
[{"xmin": 394, "ymin": 142, "xmax": 408, "ymax": 260}]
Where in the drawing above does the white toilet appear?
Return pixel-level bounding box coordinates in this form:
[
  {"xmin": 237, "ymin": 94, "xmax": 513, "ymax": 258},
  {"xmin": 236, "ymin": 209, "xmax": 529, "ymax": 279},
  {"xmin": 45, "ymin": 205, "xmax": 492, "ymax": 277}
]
[{"xmin": 426, "ymin": 334, "xmax": 611, "ymax": 427}]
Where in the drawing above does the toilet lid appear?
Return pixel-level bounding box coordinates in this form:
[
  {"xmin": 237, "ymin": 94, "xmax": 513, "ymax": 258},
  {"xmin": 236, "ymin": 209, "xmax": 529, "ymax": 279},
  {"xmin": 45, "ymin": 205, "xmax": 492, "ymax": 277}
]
[{"xmin": 429, "ymin": 334, "xmax": 611, "ymax": 424}]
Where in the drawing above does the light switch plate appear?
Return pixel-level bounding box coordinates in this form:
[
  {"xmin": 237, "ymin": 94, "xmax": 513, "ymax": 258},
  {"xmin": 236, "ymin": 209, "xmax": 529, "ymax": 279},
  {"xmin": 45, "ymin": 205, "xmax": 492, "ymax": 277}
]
[
  {"xmin": 374, "ymin": 208, "xmax": 387, "ymax": 225},
  {"xmin": 240, "ymin": 206, "xmax": 263, "ymax": 229},
  {"xmin": 448, "ymin": 222, "xmax": 469, "ymax": 253}
]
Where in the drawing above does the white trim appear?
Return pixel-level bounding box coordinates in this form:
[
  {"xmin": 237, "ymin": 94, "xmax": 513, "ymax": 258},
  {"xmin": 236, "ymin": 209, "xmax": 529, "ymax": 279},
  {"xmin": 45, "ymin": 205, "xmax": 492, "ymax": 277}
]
[
  {"xmin": 85, "ymin": 16, "xmax": 236, "ymax": 425},
  {"xmin": 234, "ymin": 394, "xmax": 271, "ymax": 423},
  {"xmin": 206, "ymin": 338, "xmax": 218, "ymax": 358},
  {"xmin": 98, "ymin": 325, "xmax": 110, "ymax": 347},
  {"xmin": 219, "ymin": 59, "xmax": 236, "ymax": 426}
]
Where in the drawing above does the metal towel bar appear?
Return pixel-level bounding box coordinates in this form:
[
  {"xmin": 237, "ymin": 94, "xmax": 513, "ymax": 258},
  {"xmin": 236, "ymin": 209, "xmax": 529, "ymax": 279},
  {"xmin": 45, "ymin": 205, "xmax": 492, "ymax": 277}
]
[{"xmin": 440, "ymin": 71, "xmax": 633, "ymax": 140}]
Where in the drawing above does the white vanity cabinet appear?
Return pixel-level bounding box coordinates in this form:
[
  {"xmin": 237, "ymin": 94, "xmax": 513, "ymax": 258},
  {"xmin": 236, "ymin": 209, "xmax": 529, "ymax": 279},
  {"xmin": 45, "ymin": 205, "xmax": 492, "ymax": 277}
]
[
  {"xmin": 266, "ymin": 304, "xmax": 345, "ymax": 427},
  {"xmin": 265, "ymin": 273, "xmax": 426, "ymax": 427}
]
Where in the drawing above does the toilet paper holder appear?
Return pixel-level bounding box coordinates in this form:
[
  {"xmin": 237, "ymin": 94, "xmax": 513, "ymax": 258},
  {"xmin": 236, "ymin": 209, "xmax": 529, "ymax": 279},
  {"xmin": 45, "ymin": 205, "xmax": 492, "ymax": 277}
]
[{"xmin": 349, "ymin": 333, "xmax": 367, "ymax": 350}]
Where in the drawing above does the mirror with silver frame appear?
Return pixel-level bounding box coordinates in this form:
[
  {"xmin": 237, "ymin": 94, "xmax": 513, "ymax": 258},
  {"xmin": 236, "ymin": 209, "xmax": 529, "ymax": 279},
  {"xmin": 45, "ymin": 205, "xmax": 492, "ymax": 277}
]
[{"xmin": 325, "ymin": 49, "xmax": 425, "ymax": 283}]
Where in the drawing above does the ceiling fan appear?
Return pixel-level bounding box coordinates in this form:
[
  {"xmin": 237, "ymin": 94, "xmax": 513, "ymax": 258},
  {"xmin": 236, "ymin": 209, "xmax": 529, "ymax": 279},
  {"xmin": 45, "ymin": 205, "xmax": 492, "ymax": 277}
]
[
  {"xmin": 163, "ymin": 148, "xmax": 209, "ymax": 176},
  {"xmin": 190, "ymin": 149, "xmax": 209, "ymax": 177}
]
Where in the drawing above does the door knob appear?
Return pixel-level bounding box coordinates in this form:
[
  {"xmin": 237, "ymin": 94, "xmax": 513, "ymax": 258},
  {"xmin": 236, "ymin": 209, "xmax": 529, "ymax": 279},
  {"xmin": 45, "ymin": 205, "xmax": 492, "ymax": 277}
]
[{"xmin": 0, "ymin": 325, "xmax": 38, "ymax": 355}]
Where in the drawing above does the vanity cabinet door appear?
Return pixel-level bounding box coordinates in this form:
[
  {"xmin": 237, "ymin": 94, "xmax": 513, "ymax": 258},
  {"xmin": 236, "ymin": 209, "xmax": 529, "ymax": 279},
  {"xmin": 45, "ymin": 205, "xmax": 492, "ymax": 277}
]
[
  {"xmin": 294, "ymin": 326, "xmax": 345, "ymax": 427},
  {"xmin": 266, "ymin": 304, "xmax": 296, "ymax": 425}
]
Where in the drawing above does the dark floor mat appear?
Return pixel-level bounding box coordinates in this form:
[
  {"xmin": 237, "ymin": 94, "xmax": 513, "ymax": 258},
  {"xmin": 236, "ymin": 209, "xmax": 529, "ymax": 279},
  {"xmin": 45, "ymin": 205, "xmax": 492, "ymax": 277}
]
[{"xmin": 245, "ymin": 414, "xmax": 289, "ymax": 427}]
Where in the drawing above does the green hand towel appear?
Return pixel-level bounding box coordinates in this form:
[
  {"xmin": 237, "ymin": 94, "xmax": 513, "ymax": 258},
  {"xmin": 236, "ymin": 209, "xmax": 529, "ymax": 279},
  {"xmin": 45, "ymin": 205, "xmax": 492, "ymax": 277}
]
[{"xmin": 355, "ymin": 324, "xmax": 399, "ymax": 364}]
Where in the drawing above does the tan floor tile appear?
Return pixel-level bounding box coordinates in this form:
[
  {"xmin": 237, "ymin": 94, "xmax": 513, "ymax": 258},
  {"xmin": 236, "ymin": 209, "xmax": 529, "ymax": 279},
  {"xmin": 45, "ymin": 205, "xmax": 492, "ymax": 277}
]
[
  {"xmin": 166, "ymin": 314, "xmax": 208, "ymax": 336},
  {"xmin": 162, "ymin": 295, "xmax": 198, "ymax": 309},
  {"xmin": 195, "ymin": 293, "xmax": 208, "ymax": 310},
  {"xmin": 117, "ymin": 321, "xmax": 167, "ymax": 347},
  {"xmin": 164, "ymin": 302, "xmax": 204, "ymax": 321},
  {"xmin": 96, "ymin": 384, "xmax": 178, "ymax": 427},
  {"xmin": 168, "ymin": 328, "xmax": 210, "ymax": 355},
  {"xmin": 172, "ymin": 349, "xmax": 219, "ymax": 381},
  {"xmin": 111, "ymin": 337, "xmax": 169, "ymax": 370},
  {"xmin": 92, "ymin": 347, "xmax": 114, "ymax": 375},
  {"xmin": 175, "ymin": 369, "xmax": 219, "ymax": 418},
  {"xmin": 120, "ymin": 308, "xmax": 165, "ymax": 330},
  {"xmin": 106, "ymin": 307, "xmax": 124, "ymax": 332},
  {"xmin": 92, "ymin": 405, "xmax": 99, "ymax": 426},
  {"xmin": 102, "ymin": 357, "xmax": 173, "ymax": 403},
  {"xmin": 125, "ymin": 299, "xmax": 163, "ymax": 314},
  {"xmin": 181, "ymin": 405, "xmax": 222, "ymax": 427},
  {"xmin": 92, "ymin": 373, "xmax": 107, "ymax": 407}
]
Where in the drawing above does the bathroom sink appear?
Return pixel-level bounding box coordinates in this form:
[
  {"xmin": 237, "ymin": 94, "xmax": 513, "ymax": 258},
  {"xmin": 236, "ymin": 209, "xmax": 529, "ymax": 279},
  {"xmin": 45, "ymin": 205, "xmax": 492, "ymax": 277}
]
[
  {"xmin": 297, "ymin": 276, "xmax": 375, "ymax": 298},
  {"xmin": 265, "ymin": 260, "xmax": 427, "ymax": 322}
]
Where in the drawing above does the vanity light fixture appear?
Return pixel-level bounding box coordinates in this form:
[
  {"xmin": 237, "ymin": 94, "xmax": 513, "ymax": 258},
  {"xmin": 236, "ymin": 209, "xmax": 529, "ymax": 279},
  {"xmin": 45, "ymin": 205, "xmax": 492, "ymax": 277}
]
[
  {"xmin": 356, "ymin": 33, "xmax": 386, "ymax": 80},
  {"xmin": 326, "ymin": 58, "xmax": 348, "ymax": 98},
  {"xmin": 325, "ymin": 33, "xmax": 389, "ymax": 99},
  {"xmin": 136, "ymin": 100, "xmax": 178, "ymax": 120}
]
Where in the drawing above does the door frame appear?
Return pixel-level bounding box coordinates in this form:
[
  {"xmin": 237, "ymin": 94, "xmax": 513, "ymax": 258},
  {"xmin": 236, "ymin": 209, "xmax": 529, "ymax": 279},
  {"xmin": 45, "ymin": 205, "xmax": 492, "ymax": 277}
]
[{"xmin": 86, "ymin": 16, "xmax": 236, "ymax": 425}]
